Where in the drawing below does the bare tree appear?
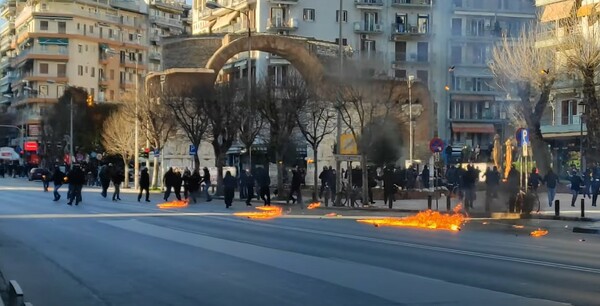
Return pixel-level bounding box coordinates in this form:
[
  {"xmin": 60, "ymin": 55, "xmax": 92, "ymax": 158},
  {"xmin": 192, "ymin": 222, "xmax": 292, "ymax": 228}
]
[
  {"xmin": 238, "ymin": 87, "xmax": 265, "ymax": 167},
  {"xmin": 255, "ymin": 72, "xmax": 310, "ymax": 197},
  {"xmin": 296, "ymin": 95, "xmax": 336, "ymax": 201},
  {"xmin": 101, "ymin": 109, "xmax": 135, "ymax": 187},
  {"xmin": 202, "ymin": 82, "xmax": 241, "ymax": 195},
  {"xmin": 334, "ymin": 77, "xmax": 400, "ymax": 205},
  {"xmin": 555, "ymin": 13, "xmax": 600, "ymax": 162},
  {"xmin": 491, "ymin": 26, "xmax": 557, "ymax": 175},
  {"xmin": 163, "ymin": 84, "xmax": 210, "ymax": 171}
]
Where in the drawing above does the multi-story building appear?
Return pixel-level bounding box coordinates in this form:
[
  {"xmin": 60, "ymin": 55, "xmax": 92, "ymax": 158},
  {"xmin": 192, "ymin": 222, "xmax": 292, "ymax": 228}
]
[
  {"xmin": 431, "ymin": 0, "xmax": 536, "ymax": 149},
  {"xmin": 146, "ymin": 0, "xmax": 190, "ymax": 72},
  {"xmin": 0, "ymin": 0, "xmax": 148, "ymax": 150},
  {"xmin": 536, "ymin": 0, "xmax": 590, "ymax": 171}
]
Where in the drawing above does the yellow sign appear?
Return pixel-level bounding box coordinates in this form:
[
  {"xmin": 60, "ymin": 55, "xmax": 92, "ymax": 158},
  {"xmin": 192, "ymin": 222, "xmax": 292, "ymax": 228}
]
[{"xmin": 340, "ymin": 133, "xmax": 358, "ymax": 155}]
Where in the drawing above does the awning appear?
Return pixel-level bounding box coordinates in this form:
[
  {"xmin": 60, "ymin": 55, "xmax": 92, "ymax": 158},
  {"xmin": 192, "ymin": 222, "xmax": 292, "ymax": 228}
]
[
  {"xmin": 453, "ymin": 67, "xmax": 493, "ymax": 78},
  {"xmin": 452, "ymin": 123, "xmax": 496, "ymax": 134},
  {"xmin": 38, "ymin": 38, "xmax": 68, "ymax": 45},
  {"xmin": 212, "ymin": 11, "xmax": 239, "ymax": 30},
  {"xmin": 451, "ymin": 94, "xmax": 495, "ymax": 102},
  {"xmin": 540, "ymin": 1, "xmax": 574, "ymax": 22},
  {"xmin": 577, "ymin": 3, "xmax": 599, "ymax": 17}
]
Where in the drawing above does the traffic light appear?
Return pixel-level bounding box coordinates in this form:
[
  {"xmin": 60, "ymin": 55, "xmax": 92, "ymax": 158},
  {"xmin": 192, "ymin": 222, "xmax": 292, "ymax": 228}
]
[{"xmin": 86, "ymin": 95, "xmax": 94, "ymax": 107}]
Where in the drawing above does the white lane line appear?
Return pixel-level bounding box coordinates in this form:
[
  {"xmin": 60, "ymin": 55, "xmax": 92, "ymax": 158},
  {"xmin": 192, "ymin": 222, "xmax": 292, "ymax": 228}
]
[
  {"xmin": 210, "ymin": 216, "xmax": 600, "ymax": 275},
  {"xmin": 102, "ymin": 219, "xmax": 568, "ymax": 306}
]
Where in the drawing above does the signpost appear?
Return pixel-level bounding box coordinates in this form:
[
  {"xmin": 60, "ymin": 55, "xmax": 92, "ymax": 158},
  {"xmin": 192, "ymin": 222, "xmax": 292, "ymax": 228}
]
[
  {"xmin": 189, "ymin": 145, "xmax": 197, "ymax": 156},
  {"xmin": 429, "ymin": 137, "xmax": 444, "ymax": 153},
  {"xmin": 154, "ymin": 149, "xmax": 160, "ymax": 158},
  {"xmin": 517, "ymin": 128, "xmax": 530, "ymax": 191}
]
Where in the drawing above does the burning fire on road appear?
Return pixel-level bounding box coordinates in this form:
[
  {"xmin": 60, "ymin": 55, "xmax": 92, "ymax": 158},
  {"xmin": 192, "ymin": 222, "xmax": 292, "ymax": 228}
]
[
  {"xmin": 234, "ymin": 206, "xmax": 283, "ymax": 220},
  {"xmin": 157, "ymin": 199, "xmax": 189, "ymax": 209},
  {"xmin": 530, "ymin": 229, "xmax": 549, "ymax": 237},
  {"xmin": 307, "ymin": 202, "xmax": 321, "ymax": 209},
  {"xmin": 357, "ymin": 204, "xmax": 466, "ymax": 232}
]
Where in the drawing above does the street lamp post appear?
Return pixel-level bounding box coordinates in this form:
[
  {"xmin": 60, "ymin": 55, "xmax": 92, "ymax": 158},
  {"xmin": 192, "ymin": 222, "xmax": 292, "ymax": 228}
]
[
  {"xmin": 408, "ymin": 75, "xmax": 414, "ymax": 164},
  {"xmin": 579, "ymin": 101, "xmax": 586, "ymax": 170},
  {"xmin": 206, "ymin": 1, "xmax": 252, "ymax": 168},
  {"xmin": 134, "ymin": 34, "xmax": 142, "ymax": 190}
]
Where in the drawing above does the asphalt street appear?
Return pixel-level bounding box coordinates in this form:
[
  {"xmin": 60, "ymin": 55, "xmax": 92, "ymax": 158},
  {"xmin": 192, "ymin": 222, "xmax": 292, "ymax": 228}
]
[{"xmin": 0, "ymin": 178, "xmax": 599, "ymax": 306}]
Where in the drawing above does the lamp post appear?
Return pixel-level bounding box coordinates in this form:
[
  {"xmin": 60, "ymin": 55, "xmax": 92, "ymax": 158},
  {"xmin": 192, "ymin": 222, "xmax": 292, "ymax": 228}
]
[
  {"xmin": 335, "ymin": 0, "xmax": 343, "ymax": 206},
  {"xmin": 134, "ymin": 33, "xmax": 142, "ymax": 190},
  {"xmin": 47, "ymin": 80, "xmax": 74, "ymax": 168},
  {"xmin": 408, "ymin": 75, "xmax": 414, "ymax": 164},
  {"xmin": 206, "ymin": 1, "xmax": 252, "ymax": 167},
  {"xmin": 579, "ymin": 101, "xmax": 586, "ymax": 170}
]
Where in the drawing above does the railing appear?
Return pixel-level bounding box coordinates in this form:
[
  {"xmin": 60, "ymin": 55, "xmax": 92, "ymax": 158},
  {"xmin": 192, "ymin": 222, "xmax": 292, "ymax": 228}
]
[
  {"xmin": 11, "ymin": 47, "xmax": 68, "ymax": 63},
  {"xmin": 354, "ymin": 0, "xmax": 384, "ymax": 6},
  {"xmin": 391, "ymin": 23, "xmax": 428, "ymax": 34},
  {"xmin": 354, "ymin": 22, "xmax": 384, "ymax": 33},
  {"xmin": 392, "ymin": 0, "xmax": 431, "ymax": 6},
  {"xmin": 267, "ymin": 18, "xmax": 298, "ymax": 30},
  {"xmin": 150, "ymin": 15, "xmax": 183, "ymax": 27}
]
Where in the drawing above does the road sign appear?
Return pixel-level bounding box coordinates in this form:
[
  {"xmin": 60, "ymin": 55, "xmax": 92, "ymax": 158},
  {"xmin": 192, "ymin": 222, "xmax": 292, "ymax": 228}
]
[
  {"xmin": 76, "ymin": 153, "xmax": 84, "ymax": 162},
  {"xmin": 516, "ymin": 128, "xmax": 530, "ymax": 147},
  {"xmin": 189, "ymin": 145, "xmax": 197, "ymax": 156},
  {"xmin": 340, "ymin": 134, "xmax": 358, "ymax": 155},
  {"xmin": 429, "ymin": 137, "xmax": 444, "ymax": 153},
  {"xmin": 154, "ymin": 149, "xmax": 160, "ymax": 157}
]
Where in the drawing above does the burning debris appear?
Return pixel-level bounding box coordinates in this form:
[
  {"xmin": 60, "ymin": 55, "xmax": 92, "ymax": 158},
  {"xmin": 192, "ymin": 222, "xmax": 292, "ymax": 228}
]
[
  {"xmin": 357, "ymin": 205, "xmax": 466, "ymax": 232},
  {"xmin": 234, "ymin": 206, "xmax": 283, "ymax": 220},
  {"xmin": 307, "ymin": 202, "xmax": 321, "ymax": 210},
  {"xmin": 157, "ymin": 199, "xmax": 189, "ymax": 209},
  {"xmin": 530, "ymin": 229, "xmax": 549, "ymax": 237}
]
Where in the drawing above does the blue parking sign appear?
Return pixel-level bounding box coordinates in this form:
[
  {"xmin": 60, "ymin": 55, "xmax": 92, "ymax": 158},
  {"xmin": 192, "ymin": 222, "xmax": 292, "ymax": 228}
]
[{"xmin": 189, "ymin": 145, "xmax": 197, "ymax": 156}]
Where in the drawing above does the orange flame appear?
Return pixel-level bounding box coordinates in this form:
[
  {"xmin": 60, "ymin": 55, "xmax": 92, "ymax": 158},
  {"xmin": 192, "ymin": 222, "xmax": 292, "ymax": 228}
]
[
  {"xmin": 157, "ymin": 199, "xmax": 189, "ymax": 209},
  {"xmin": 530, "ymin": 228, "xmax": 549, "ymax": 237},
  {"xmin": 357, "ymin": 204, "xmax": 466, "ymax": 232},
  {"xmin": 234, "ymin": 206, "xmax": 283, "ymax": 220},
  {"xmin": 307, "ymin": 202, "xmax": 321, "ymax": 210}
]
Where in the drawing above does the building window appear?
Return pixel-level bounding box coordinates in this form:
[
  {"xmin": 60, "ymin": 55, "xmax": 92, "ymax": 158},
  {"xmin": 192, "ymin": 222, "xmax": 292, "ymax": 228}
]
[
  {"xmin": 395, "ymin": 69, "xmax": 407, "ymax": 79},
  {"xmin": 336, "ymin": 10, "xmax": 347, "ymax": 23},
  {"xmin": 334, "ymin": 38, "xmax": 348, "ymax": 46},
  {"xmin": 38, "ymin": 85, "xmax": 48, "ymax": 96},
  {"xmin": 452, "ymin": 18, "xmax": 462, "ymax": 36},
  {"xmin": 109, "ymin": 29, "xmax": 114, "ymax": 38},
  {"xmin": 58, "ymin": 21, "xmax": 66, "ymax": 34},
  {"xmin": 417, "ymin": 70, "xmax": 428, "ymax": 84},
  {"xmin": 57, "ymin": 64, "xmax": 66, "ymax": 77},
  {"xmin": 137, "ymin": 53, "xmax": 143, "ymax": 63},
  {"xmin": 417, "ymin": 14, "xmax": 429, "ymax": 33},
  {"xmin": 451, "ymin": 46, "xmax": 462, "ymax": 64},
  {"xmin": 303, "ymin": 9, "xmax": 315, "ymax": 22},
  {"xmin": 129, "ymin": 33, "xmax": 134, "ymax": 41},
  {"xmin": 78, "ymin": 65, "xmax": 83, "ymax": 76},
  {"xmin": 78, "ymin": 44, "xmax": 82, "ymax": 53},
  {"xmin": 91, "ymin": 67, "xmax": 95, "ymax": 77},
  {"xmin": 39, "ymin": 63, "xmax": 48, "ymax": 74},
  {"xmin": 110, "ymin": 90, "xmax": 114, "ymax": 101},
  {"xmin": 77, "ymin": 23, "xmax": 80, "ymax": 30},
  {"xmin": 40, "ymin": 21, "xmax": 48, "ymax": 31},
  {"xmin": 85, "ymin": 45, "xmax": 88, "ymax": 52},
  {"xmin": 110, "ymin": 69, "xmax": 115, "ymax": 80},
  {"xmin": 89, "ymin": 26, "xmax": 94, "ymax": 34}
]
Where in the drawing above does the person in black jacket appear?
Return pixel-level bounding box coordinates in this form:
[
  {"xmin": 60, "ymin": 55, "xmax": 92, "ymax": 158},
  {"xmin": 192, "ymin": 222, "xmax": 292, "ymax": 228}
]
[
  {"xmin": 543, "ymin": 168, "xmax": 559, "ymax": 206},
  {"xmin": 382, "ymin": 165, "xmax": 396, "ymax": 209},
  {"xmin": 182, "ymin": 168, "xmax": 191, "ymax": 199},
  {"xmin": 138, "ymin": 168, "xmax": 150, "ymax": 202},
  {"xmin": 111, "ymin": 169, "xmax": 124, "ymax": 201},
  {"xmin": 188, "ymin": 169, "xmax": 201, "ymax": 203},
  {"xmin": 256, "ymin": 167, "xmax": 271, "ymax": 206},
  {"xmin": 41, "ymin": 168, "xmax": 51, "ymax": 192},
  {"xmin": 223, "ymin": 171, "xmax": 236, "ymax": 208},
  {"xmin": 52, "ymin": 166, "xmax": 65, "ymax": 201},
  {"xmin": 173, "ymin": 169, "xmax": 183, "ymax": 201},
  {"xmin": 245, "ymin": 170, "xmax": 255, "ymax": 206},
  {"xmin": 99, "ymin": 163, "xmax": 113, "ymax": 198},
  {"xmin": 163, "ymin": 167, "xmax": 174, "ymax": 201},
  {"xmin": 67, "ymin": 164, "xmax": 86, "ymax": 205},
  {"xmin": 568, "ymin": 170, "xmax": 583, "ymax": 207},
  {"xmin": 288, "ymin": 166, "xmax": 304, "ymax": 208},
  {"xmin": 201, "ymin": 167, "xmax": 212, "ymax": 202}
]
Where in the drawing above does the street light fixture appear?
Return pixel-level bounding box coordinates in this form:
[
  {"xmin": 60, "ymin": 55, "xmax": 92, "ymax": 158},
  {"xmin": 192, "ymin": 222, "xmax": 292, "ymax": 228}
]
[
  {"xmin": 579, "ymin": 101, "xmax": 586, "ymax": 170},
  {"xmin": 206, "ymin": 0, "xmax": 253, "ymax": 167},
  {"xmin": 134, "ymin": 33, "xmax": 143, "ymax": 190}
]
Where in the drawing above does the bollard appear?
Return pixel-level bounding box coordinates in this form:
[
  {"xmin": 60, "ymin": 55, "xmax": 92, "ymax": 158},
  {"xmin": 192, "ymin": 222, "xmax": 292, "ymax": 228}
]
[
  {"xmin": 427, "ymin": 195, "xmax": 432, "ymax": 210},
  {"xmin": 446, "ymin": 195, "xmax": 451, "ymax": 212},
  {"xmin": 581, "ymin": 198, "xmax": 585, "ymax": 218},
  {"xmin": 554, "ymin": 200, "xmax": 560, "ymax": 217}
]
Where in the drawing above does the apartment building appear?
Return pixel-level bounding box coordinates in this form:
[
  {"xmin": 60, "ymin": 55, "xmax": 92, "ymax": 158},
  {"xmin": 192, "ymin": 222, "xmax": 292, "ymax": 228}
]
[
  {"xmin": 536, "ymin": 0, "xmax": 592, "ymax": 170},
  {"xmin": 431, "ymin": 0, "xmax": 536, "ymax": 148},
  {"xmin": 146, "ymin": 0, "xmax": 191, "ymax": 72}
]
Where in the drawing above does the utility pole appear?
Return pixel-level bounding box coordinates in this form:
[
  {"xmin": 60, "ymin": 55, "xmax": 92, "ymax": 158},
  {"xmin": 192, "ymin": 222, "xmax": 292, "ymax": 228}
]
[{"xmin": 335, "ymin": 0, "xmax": 343, "ymax": 206}]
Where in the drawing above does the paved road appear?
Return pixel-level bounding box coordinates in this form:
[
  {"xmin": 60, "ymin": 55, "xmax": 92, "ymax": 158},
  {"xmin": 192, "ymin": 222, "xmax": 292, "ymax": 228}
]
[{"xmin": 0, "ymin": 179, "xmax": 599, "ymax": 306}]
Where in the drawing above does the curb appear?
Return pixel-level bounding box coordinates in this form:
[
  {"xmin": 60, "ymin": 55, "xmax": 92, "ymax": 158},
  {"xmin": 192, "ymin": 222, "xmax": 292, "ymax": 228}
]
[{"xmin": 572, "ymin": 227, "xmax": 600, "ymax": 234}]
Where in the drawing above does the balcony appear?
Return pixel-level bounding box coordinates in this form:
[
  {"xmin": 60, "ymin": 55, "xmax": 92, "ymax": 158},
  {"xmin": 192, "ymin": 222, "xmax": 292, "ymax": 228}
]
[
  {"xmin": 150, "ymin": 34, "xmax": 161, "ymax": 43},
  {"xmin": 150, "ymin": 15, "xmax": 183, "ymax": 29},
  {"xmin": 11, "ymin": 47, "xmax": 68, "ymax": 66},
  {"xmin": 390, "ymin": 23, "xmax": 429, "ymax": 40},
  {"xmin": 354, "ymin": 22, "xmax": 384, "ymax": 34},
  {"xmin": 266, "ymin": 18, "xmax": 298, "ymax": 32},
  {"xmin": 354, "ymin": 0, "xmax": 384, "ymax": 9},
  {"xmin": 392, "ymin": 53, "xmax": 429, "ymax": 68},
  {"xmin": 150, "ymin": 0, "xmax": 185, "ymax": 12},
  {"xmin": 391, "ymin": 0, "xmax": 431, "ymax": 8},
  {"xmin": 149, "ymin": 52, "xmax": 162, "ymax": 61},
  {"xmin": 98, "ymin": 77, "xmax": 109, "ymax": 87}
]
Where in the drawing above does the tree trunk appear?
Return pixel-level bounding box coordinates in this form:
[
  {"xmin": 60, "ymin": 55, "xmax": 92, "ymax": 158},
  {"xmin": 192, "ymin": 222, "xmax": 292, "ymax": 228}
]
[
  {"xmin": 361, "ymin": 153, "xmax": 369, "ymax": 205},
  {"xmin": 193, "ymin": 147, "xmax": 200, "ymax": 172},
  {"xmin": 276, "ymin": 150, "xmax": 285, "ymax": 200},
  {"xmin": 123, "ymin": 157, "xmax": 130, "ymax": 189},
  {"xmin": 529, "ymin": 127, "xmax": 551, "ymax": 176},
  {"xmin": 215, "ymin": 151, "xmax": 225, "ymax": 197},
  {"xmin": 583, "ymin": 70, "xmax": 600, "ymax": 164},
  {"xmin": 151, "ymin": 156, "xmax": 159, "ymax": 188},
  {"xmin": 312, "ymin": 148, "xmax": 318, "ymax": 202}
]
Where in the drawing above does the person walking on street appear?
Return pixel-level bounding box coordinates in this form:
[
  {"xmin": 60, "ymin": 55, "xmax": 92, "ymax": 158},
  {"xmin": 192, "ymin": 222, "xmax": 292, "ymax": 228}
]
[
  {"xmin": 99, "ymin": 163, "xmax": 113, "ymax": 198},
  {"xmin": 568, "ymin": 170, "xmax": 583, "ymax": 207},
  {"xmin": 318, "ymin": 166, "xmax": 329, "ymax": 199},
  {"xmin": 245, "ymin": 170, "xmax": 255, "ymax": 206},
  {"xmin": 421, "ymin": 165, "xmax": 430, "ymax": 189},
  {"xmin": 529, "ymin": 167, "xmax": 542, "ymax": 192},
  {"xmin": 67, "ymin": 164, "xmax": 85, "ymax": 205},
  {"xmin": 41, "ymin": 168, "xmax": 51, "ymax": 192},
  {"xmin": 173, "ymin": 169, "xmax": 183, "ymax": 201},
  {"xmin": 188, "ymin": 169, "xmax": 201, "ymax": 203},
  {"xmin": 201, "ymin": 167, "xmax": 212, "ymax": 202},
  {"xmin": 182, "ymin": 168, "xmax": 191, "ymax": 199},
  {"xmin": 239, "ymin": 170, "xmax": 248, "ymax": 199},
  {"xmin": 288, "ymin": 166, "xmax": 304, "ymax": 208},
  {"xmin": 543, "ymin": 169, "xmax": 559, "ymax": 207},
  {"xmin": 382, "ymin": 165, "xmax": 396, "ymax": 209},
  {"xmin": 111, "ymin": 169, "xmax": 124, "ymax": 201},
  {"xmin": 583, "ymin": 168, "xmax": 592, "ymax": 199},
  {"xmin": 163, "ymin": 167, "xmax": 175, "ymax": 201},
  {"xmin": 256, "ymin": 167, "xmax": 271, "ymax": 206},
  {"xmin": 138, "ymin": 168, "xmax": 150, "ymax": 202},
  {"xmin": 592, "ymin": 164, "xmax": 600, "ymax": 207},
  {"xmin": 52, "ymin": 166, "xmax": 65, "ymax": 201},
  {"xmin": 223, "ymin": 171, "xmax": 236, "ymax": 208}
]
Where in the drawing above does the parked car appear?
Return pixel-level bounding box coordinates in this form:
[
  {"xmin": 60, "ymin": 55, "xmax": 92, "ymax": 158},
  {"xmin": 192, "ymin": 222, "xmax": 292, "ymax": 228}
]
[{"xmin": 28, "ymin": 168, "xmax": 46, "ymax": 181}]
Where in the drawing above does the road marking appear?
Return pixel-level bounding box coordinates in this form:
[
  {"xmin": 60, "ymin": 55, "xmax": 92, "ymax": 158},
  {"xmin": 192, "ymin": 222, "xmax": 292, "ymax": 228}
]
[
  {"xmin": 102, "ymin": 219, "xmax": 568, "ymax": 306},
  {"xmin": 0, "ymin": 212, "xmax": 230, "ymax": 219},
  {"xmin": 210, "ymin": 216, "xmax": 600, "ymax": 275}
]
